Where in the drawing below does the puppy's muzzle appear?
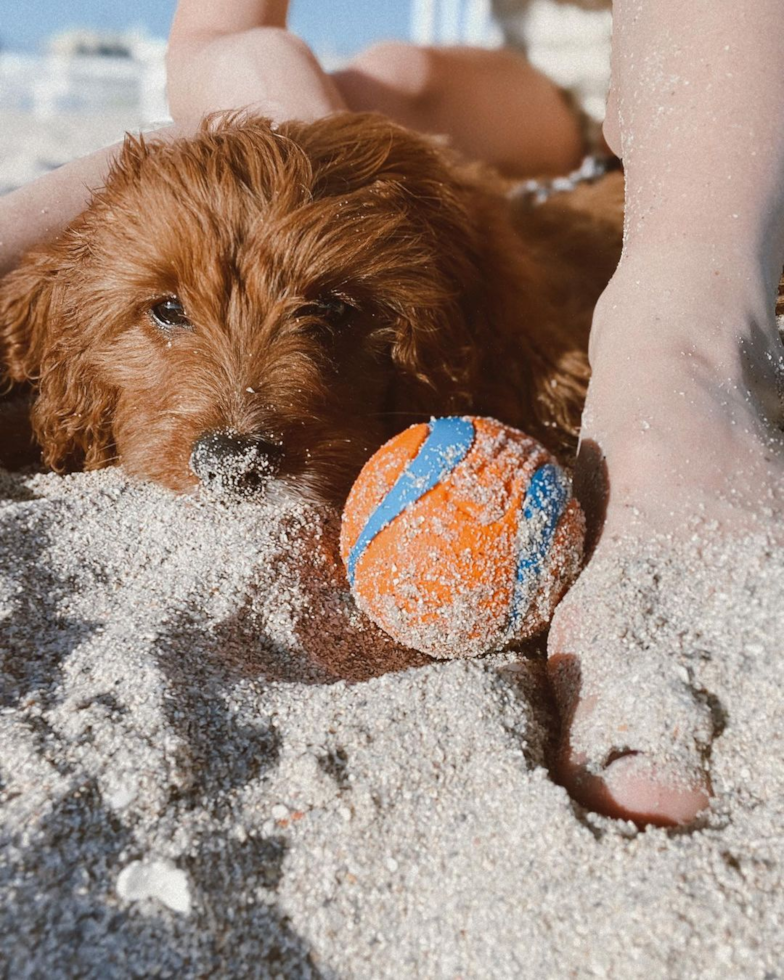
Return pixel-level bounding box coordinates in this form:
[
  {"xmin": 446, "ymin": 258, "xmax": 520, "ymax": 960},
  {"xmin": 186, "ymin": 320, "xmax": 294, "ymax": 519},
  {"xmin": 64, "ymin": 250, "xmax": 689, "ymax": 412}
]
[{"xmin": 189, "ymin": 430, "xmax": 282, "ymax": 499}]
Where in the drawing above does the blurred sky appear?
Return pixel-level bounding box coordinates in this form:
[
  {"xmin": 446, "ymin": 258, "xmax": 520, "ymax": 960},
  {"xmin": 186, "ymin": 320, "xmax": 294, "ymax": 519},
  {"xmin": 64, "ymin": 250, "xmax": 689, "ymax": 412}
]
[{"xmin": 0, "ymin": 0, "xmax": 411, "ymax": 56}]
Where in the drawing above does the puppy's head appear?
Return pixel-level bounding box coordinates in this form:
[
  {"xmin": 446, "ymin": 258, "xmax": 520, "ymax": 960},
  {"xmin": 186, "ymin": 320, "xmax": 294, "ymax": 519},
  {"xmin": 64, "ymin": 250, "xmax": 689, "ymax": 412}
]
[{"xmin": 0, "ymin": 113, "xmax": 533, "ymax": 503}]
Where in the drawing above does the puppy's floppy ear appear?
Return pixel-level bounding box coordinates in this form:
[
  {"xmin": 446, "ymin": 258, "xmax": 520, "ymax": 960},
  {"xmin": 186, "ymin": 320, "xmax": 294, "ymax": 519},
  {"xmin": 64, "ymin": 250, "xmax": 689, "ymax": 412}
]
[
  {"xmin": 0, "ymin": 128, "xmax": 155, "ymax": 386},
  {"xmin": 0, "ymin": 237, "xmax": 116, "ymax": 472},
  {"xmin": 0, "ymin": 248, "xmax": 60, "ymax": 385}
]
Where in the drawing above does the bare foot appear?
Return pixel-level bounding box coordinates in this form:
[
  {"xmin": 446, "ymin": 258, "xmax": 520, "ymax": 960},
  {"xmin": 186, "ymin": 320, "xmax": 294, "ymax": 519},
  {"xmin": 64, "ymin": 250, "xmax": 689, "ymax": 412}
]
[{"xmin": 548, "ymin": 248, "xmax": 784, "ymax": 826}]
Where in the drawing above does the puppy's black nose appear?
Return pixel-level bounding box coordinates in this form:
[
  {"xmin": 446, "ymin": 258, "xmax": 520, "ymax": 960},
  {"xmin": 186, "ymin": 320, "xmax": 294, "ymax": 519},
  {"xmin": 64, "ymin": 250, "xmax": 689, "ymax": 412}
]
[{"xmin": 189, "ymin": 431, "xmax": 282, "ymax": 498}]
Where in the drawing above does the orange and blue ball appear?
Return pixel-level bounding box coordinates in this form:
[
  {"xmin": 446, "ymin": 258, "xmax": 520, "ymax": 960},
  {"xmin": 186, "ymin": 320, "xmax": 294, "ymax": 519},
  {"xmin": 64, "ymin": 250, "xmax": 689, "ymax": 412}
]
[{"xmin": 340, "ymin": 416, "xmax": 585, "ymax": 659}]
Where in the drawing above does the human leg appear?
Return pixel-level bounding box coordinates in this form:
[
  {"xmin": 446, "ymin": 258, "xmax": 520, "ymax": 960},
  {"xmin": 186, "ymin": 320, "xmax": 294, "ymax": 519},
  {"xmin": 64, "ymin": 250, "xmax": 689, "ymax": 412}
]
[
  {"xmin": 166, "ymin": 0, "xmax": 347, "ymax": 126},
  {"xmin": 549, "ymin": 0, "xmax": 784, "ymax": 825},
  {"xmin": 333, "ymin": 43, "xmax": 584, "ymax": 176}
]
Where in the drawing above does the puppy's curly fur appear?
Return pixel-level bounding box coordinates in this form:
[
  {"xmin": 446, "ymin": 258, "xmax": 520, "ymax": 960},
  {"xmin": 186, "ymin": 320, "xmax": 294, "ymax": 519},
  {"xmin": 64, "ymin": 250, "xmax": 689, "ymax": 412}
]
[{"xmin": 0, "ymin": 113, "xmax": 624, "ymax": 503}]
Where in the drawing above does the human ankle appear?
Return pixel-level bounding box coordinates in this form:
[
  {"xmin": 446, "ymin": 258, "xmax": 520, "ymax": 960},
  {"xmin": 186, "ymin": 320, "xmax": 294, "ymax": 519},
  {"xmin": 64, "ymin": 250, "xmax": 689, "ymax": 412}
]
[
  {"xmin": 591, "ymin": 244, "xmax": 781, "ymax": 358},
  {"xmin": 585, "ymin": 251, "xmax": 784, "ymax": 437},
  {"xmin": 617, "ymin": 232, "xmax": 784, "ymax": 303}
]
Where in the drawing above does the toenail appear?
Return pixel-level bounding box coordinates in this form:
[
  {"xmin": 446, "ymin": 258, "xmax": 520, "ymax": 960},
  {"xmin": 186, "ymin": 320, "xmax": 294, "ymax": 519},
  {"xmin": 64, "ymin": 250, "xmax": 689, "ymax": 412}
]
[{"xmin": 603, "ymin": 748, "xmax": 639, "ymax": 768}]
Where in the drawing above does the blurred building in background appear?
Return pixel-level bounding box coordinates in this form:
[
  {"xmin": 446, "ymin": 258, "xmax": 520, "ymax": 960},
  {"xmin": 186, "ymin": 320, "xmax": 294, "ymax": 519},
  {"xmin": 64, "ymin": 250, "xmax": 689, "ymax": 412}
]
[
  {"xmin": 411, "ymin": 0, "xmax": 501, "ymax": 45},
  {"xmin": 0, "ymin": 28, "xmax": 168, "ymax": 125}
]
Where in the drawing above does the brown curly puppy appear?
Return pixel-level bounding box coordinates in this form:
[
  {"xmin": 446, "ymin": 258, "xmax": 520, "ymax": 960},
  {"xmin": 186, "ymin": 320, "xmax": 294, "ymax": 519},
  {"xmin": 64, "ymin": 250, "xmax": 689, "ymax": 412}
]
[{"xmin": 0, "ymin": 113, "xmax": 623, "ymax": 503}]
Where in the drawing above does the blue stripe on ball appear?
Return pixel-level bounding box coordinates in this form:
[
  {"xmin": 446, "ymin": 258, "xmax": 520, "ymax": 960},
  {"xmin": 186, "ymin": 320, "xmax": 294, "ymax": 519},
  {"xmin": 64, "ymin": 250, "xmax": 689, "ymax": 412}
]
[
  {"xmin": 347, "ymin": 416, "xmax": 476, "ymax": 586},
  {"xmin": 506, "ymin": 463, "xmax": 570, "ymax": 635}
]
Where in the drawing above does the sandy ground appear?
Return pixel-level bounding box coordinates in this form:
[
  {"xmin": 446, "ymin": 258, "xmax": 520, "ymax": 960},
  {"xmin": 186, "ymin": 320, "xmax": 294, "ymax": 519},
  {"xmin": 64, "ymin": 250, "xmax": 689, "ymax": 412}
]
[
  {"xmin": 2, "ymin": 41, "xmax": 784, "ymax": 980},
  {"xmin": 2, "ymin": 465, "xmax": 784, "ymax": 980}
]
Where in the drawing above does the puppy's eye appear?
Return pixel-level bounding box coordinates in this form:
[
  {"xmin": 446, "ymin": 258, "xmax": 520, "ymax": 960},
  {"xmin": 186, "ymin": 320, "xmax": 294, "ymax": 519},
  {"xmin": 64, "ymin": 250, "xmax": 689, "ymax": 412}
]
[
  {"xmin": 149, "ymin": 297, "xmax": 192, "ymax": 330},
  {"xmin": 317, "ymin": 296, "xmax": 352, "ymax": 322},
  {"xmin": 300, "ymin": 294, "xmax": 358, "ymax": 326}
]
